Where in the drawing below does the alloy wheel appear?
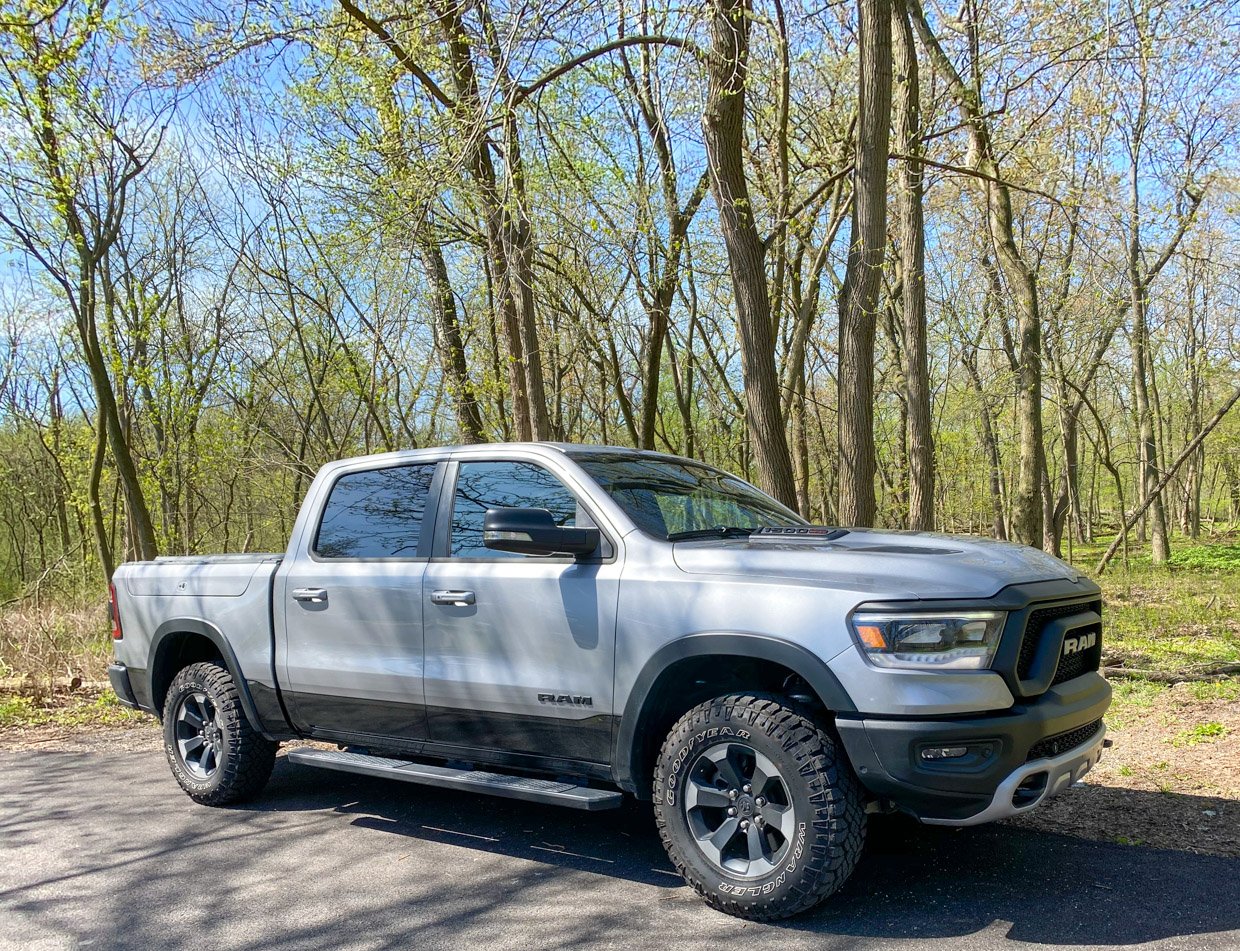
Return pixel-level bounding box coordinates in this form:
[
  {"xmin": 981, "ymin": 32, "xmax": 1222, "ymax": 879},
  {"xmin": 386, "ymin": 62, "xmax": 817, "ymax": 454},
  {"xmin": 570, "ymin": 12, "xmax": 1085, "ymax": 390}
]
[
  {"xmin": 174, "ymin": 691, "xmax": 223, "ymax": 781},
  {"xmin": 683, "ymin": 741, "xmax": 797, "ymax": 879}
]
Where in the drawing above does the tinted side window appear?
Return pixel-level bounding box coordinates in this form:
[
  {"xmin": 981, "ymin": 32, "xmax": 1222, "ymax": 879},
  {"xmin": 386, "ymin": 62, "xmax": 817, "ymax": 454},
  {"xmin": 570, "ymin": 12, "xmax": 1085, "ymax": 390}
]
[
  {"xmin": 314, "ymin": 464, "xmax": 436, "ymax": 559},
  {"xmin": 450, "ymin": 461, "xmax": 579, "ymax": 558}
]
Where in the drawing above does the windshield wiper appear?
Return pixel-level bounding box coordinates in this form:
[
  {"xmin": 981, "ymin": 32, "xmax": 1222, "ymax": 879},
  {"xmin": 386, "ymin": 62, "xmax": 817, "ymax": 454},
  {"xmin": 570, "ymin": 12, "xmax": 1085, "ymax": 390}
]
[{"xmin": 666, "ymin": 526, "xmax": 756, "ymax": 542}]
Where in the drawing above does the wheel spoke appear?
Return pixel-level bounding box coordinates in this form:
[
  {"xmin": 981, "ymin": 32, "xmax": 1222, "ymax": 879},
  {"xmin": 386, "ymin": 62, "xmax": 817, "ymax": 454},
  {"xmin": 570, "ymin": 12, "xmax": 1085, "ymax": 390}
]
[
  {"xmin": 177, "ymin": 734, "xmax": 203, "ymax": 760},
  {"xmin": 697, "ymin": 816, "xmax": 740, "ymax": 863},
  {"xmin": 174, "ymin": 691, "xmax": 224, "ymax": 779},
  {"xmin": 745, "ymin": 822, "xmax": 769, "ymax": 863},
  {"xmin": 760, "ymin": 801, "xmax": 796, "ymax": 839},
  {"xmin": 686, "ymin": 779, "xmax": 733, "ymax": 810},
  {"xmin": 750, "ymin": 750, "xmax": 780, "ymax": 796},
  {"xmin": 187, "ymin": 694, "xmax": 207, "ymax": 723},
  {"xmin": 684, "ymin": 738, "xmax": 796, "ymax": 880},
  {"xmin": 703, "ymin": 745, "xmax": 745, "ymax": 790}
]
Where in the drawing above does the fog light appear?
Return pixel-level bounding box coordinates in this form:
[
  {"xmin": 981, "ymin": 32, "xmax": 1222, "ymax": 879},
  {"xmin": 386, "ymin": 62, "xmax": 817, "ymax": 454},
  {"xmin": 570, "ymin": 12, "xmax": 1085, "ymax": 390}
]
[{"xmin": 920, "ymin": 746, "xmax": 969, "ymax": 761}]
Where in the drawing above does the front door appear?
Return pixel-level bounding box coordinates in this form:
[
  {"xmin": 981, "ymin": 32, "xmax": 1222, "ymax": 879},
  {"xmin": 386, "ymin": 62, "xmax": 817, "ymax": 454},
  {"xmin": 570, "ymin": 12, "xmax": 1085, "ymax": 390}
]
[
  {"xmin": 423, "ymin": 458, "xmax": 620, "ymax": 764},
  {"xmin": 280, "ymin": 460, "xmax": 439, "ymax": 744}
]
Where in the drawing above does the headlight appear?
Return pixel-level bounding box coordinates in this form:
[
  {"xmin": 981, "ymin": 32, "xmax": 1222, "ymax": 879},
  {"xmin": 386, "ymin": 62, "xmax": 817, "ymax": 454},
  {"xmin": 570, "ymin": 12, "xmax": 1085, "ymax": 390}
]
[{"xmin": 850, "ymin": 611, "xmax": 1006, "ymax": 670}]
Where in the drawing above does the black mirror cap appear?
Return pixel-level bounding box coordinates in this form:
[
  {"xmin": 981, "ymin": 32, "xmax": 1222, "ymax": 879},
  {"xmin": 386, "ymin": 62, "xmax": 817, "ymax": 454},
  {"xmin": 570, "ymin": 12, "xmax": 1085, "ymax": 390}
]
[{"xmin": 482, "ymin": 507, "xmax": 600, "ymax": 557}]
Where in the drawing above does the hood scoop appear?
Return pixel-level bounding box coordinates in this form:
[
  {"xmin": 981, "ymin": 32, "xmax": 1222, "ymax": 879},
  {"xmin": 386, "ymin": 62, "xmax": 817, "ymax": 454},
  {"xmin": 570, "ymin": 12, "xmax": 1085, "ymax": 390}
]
[
  {"xmin": 750, "ymin": 526, "xmax": 850, "ymax": 542},
  {"xmin": 846, "ymin": 544, "xmax": 963, "ymax": 555},
  {"xmin": 748, "ymin": 527, "xmax": 962, "ymax": 555}
]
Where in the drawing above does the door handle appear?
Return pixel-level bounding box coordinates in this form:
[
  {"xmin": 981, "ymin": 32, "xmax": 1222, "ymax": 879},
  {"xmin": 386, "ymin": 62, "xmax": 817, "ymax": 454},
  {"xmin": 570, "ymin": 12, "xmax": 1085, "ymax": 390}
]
[
  {"xmin": 431, "ymin": 589, "xmax": 475, "ymax": 606},
  {"xmin": 292, "ymin": 587, "xmax": 328, "ymax": 604}
]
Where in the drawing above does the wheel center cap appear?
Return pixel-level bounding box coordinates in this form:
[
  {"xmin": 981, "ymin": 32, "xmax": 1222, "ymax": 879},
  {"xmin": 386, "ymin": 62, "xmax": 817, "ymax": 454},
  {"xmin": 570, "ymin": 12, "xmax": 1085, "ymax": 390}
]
[{"xmin": 736, "ymin": 794, "xmax": 755, "ymax": 819}]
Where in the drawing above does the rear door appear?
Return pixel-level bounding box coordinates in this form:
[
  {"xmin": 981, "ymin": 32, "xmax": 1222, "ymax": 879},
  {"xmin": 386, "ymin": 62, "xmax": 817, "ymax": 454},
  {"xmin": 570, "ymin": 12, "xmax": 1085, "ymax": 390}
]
[
  {"xmin": 279, "ymin": 459, "xmax": 442, "ymax": 745},
  {"xmin": 422, "ymin": 456, "xmax": 621, "ymax": 765}
]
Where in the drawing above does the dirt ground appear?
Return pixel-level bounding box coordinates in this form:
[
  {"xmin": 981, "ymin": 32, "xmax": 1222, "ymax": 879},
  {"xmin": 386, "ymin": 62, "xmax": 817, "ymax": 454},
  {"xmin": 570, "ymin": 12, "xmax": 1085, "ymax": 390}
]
[
  {"xmin": 1005, "ymin": 682, "xmax": 1240, "ymax": 856},
  {"xmin": 3, "ymin": 680, "xmax": 1236, "ymax": 858}
]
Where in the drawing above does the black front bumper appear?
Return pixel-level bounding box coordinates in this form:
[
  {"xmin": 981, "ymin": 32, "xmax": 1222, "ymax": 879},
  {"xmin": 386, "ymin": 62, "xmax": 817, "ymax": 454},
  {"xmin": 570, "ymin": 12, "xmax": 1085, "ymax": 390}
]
[
  {"xmin": 836, "ymin": 672, "xmax": 1112, "ymax": 822},
  {"xmin": 107, "ymin": 663, "xmax": 140, "ymax": 710}
]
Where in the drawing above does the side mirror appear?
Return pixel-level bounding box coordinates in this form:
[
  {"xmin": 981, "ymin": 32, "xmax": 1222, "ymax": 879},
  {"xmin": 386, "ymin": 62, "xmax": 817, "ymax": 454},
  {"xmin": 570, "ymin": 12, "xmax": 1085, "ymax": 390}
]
[{"xmin": 483, "ymin": 507, "xmax": 600, "ymax": 557}]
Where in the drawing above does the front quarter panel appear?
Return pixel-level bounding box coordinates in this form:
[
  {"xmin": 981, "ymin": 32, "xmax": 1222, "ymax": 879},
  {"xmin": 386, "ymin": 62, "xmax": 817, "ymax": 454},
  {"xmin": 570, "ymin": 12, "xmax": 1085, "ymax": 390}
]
[
  {"xmin": 613, "ymin": 541, "xmax": 1027, "ymax": 789},
  {"xmin": 612, "ymin": 548, "xmax": 870, "ymax": 716}
]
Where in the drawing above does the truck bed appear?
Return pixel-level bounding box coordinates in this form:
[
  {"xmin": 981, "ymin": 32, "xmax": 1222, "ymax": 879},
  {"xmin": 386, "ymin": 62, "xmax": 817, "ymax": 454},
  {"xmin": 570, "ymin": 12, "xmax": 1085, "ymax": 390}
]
[
  {"xmin": 112, "ymin": 555, "xmax": 286, "ymax": 715},
  {"xmin": 120, "ymin": 554, "xmax": 283, "ymax": 598}
]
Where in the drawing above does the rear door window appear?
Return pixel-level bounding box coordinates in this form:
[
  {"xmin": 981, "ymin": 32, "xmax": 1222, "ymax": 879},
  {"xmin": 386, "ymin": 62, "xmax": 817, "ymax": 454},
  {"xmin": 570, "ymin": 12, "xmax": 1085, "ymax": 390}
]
[{"xmin": 314, "ymin": 464, "xmax": 436, "ymax": 559}]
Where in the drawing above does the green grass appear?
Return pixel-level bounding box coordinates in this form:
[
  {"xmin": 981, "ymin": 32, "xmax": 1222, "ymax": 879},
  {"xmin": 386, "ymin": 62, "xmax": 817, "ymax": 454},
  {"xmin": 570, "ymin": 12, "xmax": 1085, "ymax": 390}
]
[
  {"xmin": 1106, "ymin": 679, "xmax": 1167, "ymax": 727},
  {"xmin": 1168, "ymin": 545, "xmax": 1240, "ymax": 571},
  {"xmin": 0, "ymin": 688, "xmax": 145, "ymax": 729},
  {"xmin": 1184, "ymin": 679, "xmax": 1240, "ymax": 702},
  {"xmin": 1172, "ymin": 721, "xmax": 1230, "ymax": 746},
  {"xmin": 1070, "ymin": 537, "xmax": 1240, "ymax": 674}
]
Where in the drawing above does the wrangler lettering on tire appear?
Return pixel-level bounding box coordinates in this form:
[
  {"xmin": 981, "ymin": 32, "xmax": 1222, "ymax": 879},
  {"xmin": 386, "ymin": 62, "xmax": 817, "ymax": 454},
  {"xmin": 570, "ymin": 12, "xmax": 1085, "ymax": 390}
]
[{"xmin": 653, "ymin": 693, "xmax": 866, "ymax": 921}]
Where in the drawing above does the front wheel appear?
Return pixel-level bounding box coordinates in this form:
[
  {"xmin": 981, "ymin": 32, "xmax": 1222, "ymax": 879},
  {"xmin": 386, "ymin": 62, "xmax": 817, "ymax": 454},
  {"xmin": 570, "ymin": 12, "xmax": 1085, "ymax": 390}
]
[
  {"xmin": 162, "ymin": 661, "xmax": 277, "ymax": 806},
  {"xmin": 653, "ymin": 694, "xmax": 866, "ymax": 921}
]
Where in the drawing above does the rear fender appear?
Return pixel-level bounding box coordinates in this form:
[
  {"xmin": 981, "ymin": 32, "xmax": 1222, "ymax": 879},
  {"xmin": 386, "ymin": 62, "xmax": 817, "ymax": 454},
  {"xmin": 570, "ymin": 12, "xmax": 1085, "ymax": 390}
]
[{"xmin": 147, "ymin": 618, "xmax": 286, "ymax": 741}]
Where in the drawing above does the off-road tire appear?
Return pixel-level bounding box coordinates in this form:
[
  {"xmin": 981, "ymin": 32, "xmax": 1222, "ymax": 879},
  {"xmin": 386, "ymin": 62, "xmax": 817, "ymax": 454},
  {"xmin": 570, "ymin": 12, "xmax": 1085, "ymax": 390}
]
[
  {"xmin": 162, "ymin": 661, "xmax": 277, "ymax": 806},
  {"xmin": 653, "ymin": 693, "xmax": 866, "ymax": 921}
]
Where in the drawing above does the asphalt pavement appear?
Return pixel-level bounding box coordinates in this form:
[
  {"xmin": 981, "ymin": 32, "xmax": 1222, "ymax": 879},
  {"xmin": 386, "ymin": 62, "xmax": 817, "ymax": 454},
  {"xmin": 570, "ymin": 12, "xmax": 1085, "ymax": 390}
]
[{"xmin": 2, "ymin": 744, "xmax": 1237, "ymax": 950}]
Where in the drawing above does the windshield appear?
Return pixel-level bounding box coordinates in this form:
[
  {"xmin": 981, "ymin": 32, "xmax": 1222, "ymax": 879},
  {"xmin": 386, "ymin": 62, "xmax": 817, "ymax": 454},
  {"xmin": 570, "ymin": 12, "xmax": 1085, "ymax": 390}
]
[{"xmin": 573, "ymin": 454, "xmax": 806, "ymax": 540}]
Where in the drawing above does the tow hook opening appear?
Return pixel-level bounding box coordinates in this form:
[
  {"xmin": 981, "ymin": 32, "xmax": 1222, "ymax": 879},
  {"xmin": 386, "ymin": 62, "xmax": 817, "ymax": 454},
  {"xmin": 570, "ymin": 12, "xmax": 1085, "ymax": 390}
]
[{"xmin": 1012, "ymin": 771, "xmax": 1048, "ymax": 808}]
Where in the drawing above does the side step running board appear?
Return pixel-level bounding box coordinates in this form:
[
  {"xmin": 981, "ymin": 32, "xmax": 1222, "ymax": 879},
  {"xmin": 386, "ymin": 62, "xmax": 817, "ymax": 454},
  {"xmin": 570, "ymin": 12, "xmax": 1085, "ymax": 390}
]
[{"xmin": 286, "ymin": 748, "xmax": 623, "ymax": 811}]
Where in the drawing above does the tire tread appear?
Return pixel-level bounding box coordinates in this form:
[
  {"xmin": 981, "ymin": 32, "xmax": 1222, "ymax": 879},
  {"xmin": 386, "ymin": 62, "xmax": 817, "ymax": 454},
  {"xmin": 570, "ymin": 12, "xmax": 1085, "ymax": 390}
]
[
  {"xmin": 653, "ymin": 693, "xmax": 866, "ymax": 921},
  {"xmin": 163, "ymin": 661, "xmax": 276, "ymax": 806}
]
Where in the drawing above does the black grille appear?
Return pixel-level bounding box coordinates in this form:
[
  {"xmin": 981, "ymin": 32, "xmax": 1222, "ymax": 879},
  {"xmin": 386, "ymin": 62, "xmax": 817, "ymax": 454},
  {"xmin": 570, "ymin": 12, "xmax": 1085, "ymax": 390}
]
[
  {"xmin": 1018, "ymin": 600, "xmax": 1099, "ymax": 678},
  {"xmin": 1051, "ymin": 624, "xmax": 1102, "ymax": 685},
  {"xmin": 1027, "ymin": 719, "xmax": 1103, "ymax": 761},
  {"xmin": 1015, "ymin": 599, "xmax": 1103, "ymax": 691}
]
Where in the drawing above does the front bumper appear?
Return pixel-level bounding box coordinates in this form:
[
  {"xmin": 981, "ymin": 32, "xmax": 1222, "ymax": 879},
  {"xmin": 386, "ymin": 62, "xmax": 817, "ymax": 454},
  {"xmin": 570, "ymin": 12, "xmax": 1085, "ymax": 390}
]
[
  {"xmin": 922, "ymin": 724, "xmax": 1107, "ymax": 825},
  {"xmin": 836, "ymin": 672, "xmax": 1111, "ymax": 823}
]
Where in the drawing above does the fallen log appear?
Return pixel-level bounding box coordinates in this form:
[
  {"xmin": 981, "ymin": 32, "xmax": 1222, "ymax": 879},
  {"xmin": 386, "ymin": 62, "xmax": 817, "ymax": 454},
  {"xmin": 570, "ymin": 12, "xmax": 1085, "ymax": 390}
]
[{"xmin": 1103, "ymin": 663, "xmax": 1240, "ymax": 684}]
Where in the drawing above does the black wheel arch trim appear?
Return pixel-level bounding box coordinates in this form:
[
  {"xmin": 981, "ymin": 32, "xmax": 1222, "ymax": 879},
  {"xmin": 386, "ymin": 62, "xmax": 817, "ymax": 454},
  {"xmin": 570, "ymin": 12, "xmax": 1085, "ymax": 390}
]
[
  {"xmin": 613, "ymin": 631, "xmax": 857, "ymax": 793},
  {"xmin": 147, "ymin": 618, "xmax": 288, "ymax": 741}
]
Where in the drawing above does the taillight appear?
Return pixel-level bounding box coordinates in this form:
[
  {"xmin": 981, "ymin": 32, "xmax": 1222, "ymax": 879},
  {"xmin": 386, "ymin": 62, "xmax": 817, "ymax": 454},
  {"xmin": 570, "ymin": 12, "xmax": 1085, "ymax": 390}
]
[{"xmin": 108, "ymin": 583, "xmax": 123, "ymax": 640}]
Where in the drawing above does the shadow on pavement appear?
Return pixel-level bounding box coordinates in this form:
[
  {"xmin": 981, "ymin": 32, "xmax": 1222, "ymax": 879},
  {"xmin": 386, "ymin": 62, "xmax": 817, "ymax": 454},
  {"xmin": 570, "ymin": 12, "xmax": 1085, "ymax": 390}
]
[
  {"xmin": 1, "ymin": 749, "xmax": 1237, "ymax": 950},
  {"xmin": 248, "ymin": 757, "xmax": 1240, "ymax": 946}
]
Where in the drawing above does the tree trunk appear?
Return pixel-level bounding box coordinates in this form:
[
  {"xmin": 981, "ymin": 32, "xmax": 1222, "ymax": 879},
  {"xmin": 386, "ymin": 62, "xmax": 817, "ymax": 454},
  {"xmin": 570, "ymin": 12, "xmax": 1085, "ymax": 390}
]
[
  {"xmin": 1128, "ymin": 158, "xmax": 1170, "ymax": 562},
  {"xmin": 498, "ymin": 117, "xmax": 552, "ymax": 440},
  {"xmin": 702, "ymin": 0, "xmax": 798, "ymax": 508},
  {"xmin": 837, "ymin": 0, "xmax": 892, "ymax": 527},
  {"xmin": 344, "ymin": 0, "xmax": 540, "ymax": 440},
  {"xmin": 963, "ymin": 351, "xmax": 1007, "ymax": 540},
  {"xmin": 87, "ymin": 404, "xmax": 114, "ymax": 580},
  {"xmin": 83, "ymin": 269, "xmax": 159, "ymax": 561},
  {"xmin": 418, "ymin": 231, "xmax": 485, "ymax": 443},
  {"xmin": 907, "ymin": 0, "xmax": 1043, "ymax": 546},
  {"xmin": 1097, "ymin": 380, "xmax": 1240, "ymax": 573},
  {"xmin": 892, "ymin": 0, "xmax": 933, "ymax": 530}
]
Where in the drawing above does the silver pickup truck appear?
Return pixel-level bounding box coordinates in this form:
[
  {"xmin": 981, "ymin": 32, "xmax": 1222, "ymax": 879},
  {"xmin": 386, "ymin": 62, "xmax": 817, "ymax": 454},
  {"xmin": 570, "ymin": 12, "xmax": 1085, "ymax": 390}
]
[{"xmin": 108, "ymin": 442, "xmax": 1110, "ymax": 920}]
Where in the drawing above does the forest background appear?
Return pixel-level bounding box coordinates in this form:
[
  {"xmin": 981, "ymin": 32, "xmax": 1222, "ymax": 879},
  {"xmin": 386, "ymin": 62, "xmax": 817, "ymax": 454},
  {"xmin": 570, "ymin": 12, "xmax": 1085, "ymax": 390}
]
[{"xmin": 0, "ymin": 0, "xmax": 1238, "ymax": 609}]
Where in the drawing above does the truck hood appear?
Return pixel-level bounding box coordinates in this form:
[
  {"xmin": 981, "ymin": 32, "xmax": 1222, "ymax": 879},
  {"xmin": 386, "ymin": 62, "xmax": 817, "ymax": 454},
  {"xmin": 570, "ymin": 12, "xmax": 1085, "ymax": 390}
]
[{"xmin": 671, "ymin": 529, "xmax": 1082, "ymax": 600}]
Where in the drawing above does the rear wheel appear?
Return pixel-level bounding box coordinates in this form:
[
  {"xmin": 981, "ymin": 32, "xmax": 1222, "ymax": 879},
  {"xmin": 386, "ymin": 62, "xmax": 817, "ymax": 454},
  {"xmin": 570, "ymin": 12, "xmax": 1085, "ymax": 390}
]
[
  {"xmin": 653, "ymin": 693, "xmax": 866, "ymax": 920},
  {"xmin": 162, "ymin": 661, "xmax": 276, "ymax": 805}
]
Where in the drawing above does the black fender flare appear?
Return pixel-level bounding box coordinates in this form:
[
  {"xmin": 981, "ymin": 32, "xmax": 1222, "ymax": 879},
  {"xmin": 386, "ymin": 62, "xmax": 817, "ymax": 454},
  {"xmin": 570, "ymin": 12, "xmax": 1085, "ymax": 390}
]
[
  {"xmin": 147, "ymin": 618, "xmax": 277, "ymax": 741},
  {"xmin": 612, "ymin": 631, "xmax": 857, "ymax": 793}
]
